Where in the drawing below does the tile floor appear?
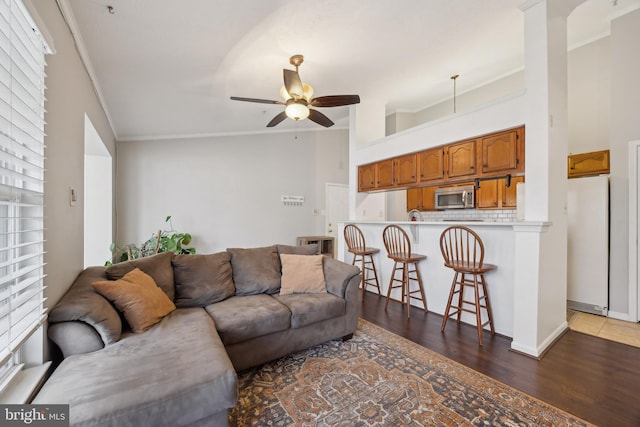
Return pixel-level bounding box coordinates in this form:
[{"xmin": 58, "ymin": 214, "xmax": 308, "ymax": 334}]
[{"xmin": 567, "ymin": 310, "xmax": 640, "ymax": 348}]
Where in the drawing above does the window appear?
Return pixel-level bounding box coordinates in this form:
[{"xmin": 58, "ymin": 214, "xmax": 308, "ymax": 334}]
[{"xmin": 0, "ymin": 0, "xmax": 47, "ymax": 385}]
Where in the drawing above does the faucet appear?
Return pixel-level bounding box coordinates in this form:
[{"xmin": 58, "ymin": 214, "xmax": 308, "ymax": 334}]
[{"xmin": 407, "ymin": 209, "xmax": 424, "ymax": 222}]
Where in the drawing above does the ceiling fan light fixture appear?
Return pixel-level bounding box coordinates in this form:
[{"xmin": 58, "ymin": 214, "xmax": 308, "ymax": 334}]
[
  {"xmin": 230, "ymin": 54, "xmax": 359, "ymax": 128},
  {"xmin": 279, "ymin": 86, "xmax": 292, "ymax": 101},
  {"xmin": 285, "ymin": 101, "xmax": 310, "ymax": 120},
  {"xmin": 302, "ymin": 83, "xmax": 314, "ymax": 101}
]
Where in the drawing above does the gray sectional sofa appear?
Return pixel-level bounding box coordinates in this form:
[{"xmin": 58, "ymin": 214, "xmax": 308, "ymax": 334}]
[{"xmin": 34, "ymin": 244, "xmax": 361, "ymax": 427}]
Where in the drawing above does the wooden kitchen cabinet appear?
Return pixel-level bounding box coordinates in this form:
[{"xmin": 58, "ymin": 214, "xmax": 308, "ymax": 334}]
[
  {"xmin": 446, "ymin": 140, "xmax": 476, "ymax": 179},
  {"xmin": 568, "ymin": 149, "xmax": 610, "ymax": 178},
  {"xmin": 358, "ymin": 126, "xmax": 525, "ymax": 193},
  {"xmin": 406, "ymin": 186, "xmax": 437, "ymax": 211},
  {"xmin": 358, "ymin": 163, "xmax": 376, "ymax": 191},
  {"xmin": 419, "ymin": 147, "xmax": 445, "ymax": 183},
  {"xmin": 480, "ymin": 127, "xmax": 524, "ymax": 174},
  {"xmin": 406, "ymin": 188, "xmax": 420, "ymax": 211},
  {"xmin": 417, "ymin": 140, "xmax": 476, "ymax": 184},
  {"xmin": 476, "ymin": 176, "xmax": 524, "ymax": 209},
  {"xmin": 375, "ymin": 159, "xmax": 395, "ymax": 189},
  {"xmin": 502, "ymin": 176, "xmax": 524, "ymax": 207},
  {"xmin": 358, "ymin": 154, "xmax": 417, "ymax": 191},
  {"xmin": 476, "ymin": 179, "xmax": 499, "ymax": 208},
  {"xmin": 395, "ymin": 153, "xmax": 418, "ymax": 185}
]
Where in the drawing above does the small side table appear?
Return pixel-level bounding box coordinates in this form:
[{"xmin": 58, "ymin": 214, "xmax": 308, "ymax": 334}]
[{"xmin": 296, "ymin": 236, "xmax": 335, "ymax": 258}]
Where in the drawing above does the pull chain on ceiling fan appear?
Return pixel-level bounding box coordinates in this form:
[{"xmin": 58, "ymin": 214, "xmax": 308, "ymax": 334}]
[{"xmin": 230, "ymin": 55, "xmax": 360, "ymax": 128}]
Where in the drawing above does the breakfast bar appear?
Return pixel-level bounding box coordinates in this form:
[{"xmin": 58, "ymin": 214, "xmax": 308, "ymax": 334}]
[{"xmin": 337, "ymin": 220, "xmax": 518, "ymax": 337}]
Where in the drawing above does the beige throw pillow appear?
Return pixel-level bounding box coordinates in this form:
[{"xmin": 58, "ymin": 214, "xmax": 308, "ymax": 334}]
[
  {"xmin": 279, "ymin": 254, "xmax": 326, "ymax": 295},
  {"xmin": 93, "ymin": 268, "xmax": 176, "ymax": 333}
]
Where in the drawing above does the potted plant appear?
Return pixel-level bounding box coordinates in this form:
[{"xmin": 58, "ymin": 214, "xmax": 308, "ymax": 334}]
[{"xmin": 107, "ymin": 216, "xmax": 196, "ymax": 265}]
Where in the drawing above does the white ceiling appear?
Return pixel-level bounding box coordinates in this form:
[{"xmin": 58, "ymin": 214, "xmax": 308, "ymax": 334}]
[{"xmin": 62, "ymin": 0, "xmax": 640, "ymax": 140}]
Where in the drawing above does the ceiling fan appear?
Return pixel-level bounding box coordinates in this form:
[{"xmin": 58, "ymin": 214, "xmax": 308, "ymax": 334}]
[{"xmin": 230, "ymin": 55, "xmax": 360, "ymax": 128}]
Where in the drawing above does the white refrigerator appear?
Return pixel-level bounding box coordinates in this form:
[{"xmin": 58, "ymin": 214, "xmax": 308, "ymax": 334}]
[{"xmin": 566, "ymin": 175, "xmax": 609, "ymax": 315}]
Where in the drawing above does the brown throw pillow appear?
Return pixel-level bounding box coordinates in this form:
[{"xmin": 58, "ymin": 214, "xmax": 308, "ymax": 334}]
[
  {"xmin": 93, "ymin": 268, "xmax": 176, "ymax": 333},
  {"xmin": 106, "ymin": 252, "xmax": 175, "ymax": 301},
  {"xmin": 279, "ymin": 254, "xmax": 326, "ymax": 295},
  {"xmin": 172, "ymin": 252, "xmax": 235, "ymax": 307},
  {"xmin": 227, "ymin": 246, "xmax": 281, "ymax": 295}
]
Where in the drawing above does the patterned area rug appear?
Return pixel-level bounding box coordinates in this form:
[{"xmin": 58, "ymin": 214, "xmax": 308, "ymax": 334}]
[{"xmin": 229, "ymin": 319, "xmax": 592, "ymax": 426}]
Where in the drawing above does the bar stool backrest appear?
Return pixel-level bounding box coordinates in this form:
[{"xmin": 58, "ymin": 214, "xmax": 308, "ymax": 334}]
[
  {"xmin": 382, "ymin": 225, "xmax": 412, "ymax": 258},
  {"xmin": 344, "ymin": 224, "xmax": 367, "ymax": 252},
  {"xmin": 439, "ymin": 225, "xmax": 485, "ymax": 269}
]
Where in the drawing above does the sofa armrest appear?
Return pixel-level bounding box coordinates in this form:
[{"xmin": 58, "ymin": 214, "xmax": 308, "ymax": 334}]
[
  {"xmin": 48, "ymin": 266, "xmax": 122, "ymax": 354},
  {"xmin": 48, "ymin": 321, "xmax": 105, "ymax": 358},
  {"xmin": 323, "ymin": 257, "xmax": 361, "ymax": 298}
]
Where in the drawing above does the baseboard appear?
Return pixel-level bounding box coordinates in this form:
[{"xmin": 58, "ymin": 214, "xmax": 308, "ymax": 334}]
[{"xmin": 510, "ymin": 321, "xmax": 569, "ymax": 359}]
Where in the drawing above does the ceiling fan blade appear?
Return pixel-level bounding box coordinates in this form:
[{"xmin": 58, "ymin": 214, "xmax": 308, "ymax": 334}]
[
  {"xmin": 310, "ymin": 95, "xmax": 361, "ymax": 108},
  {"xmin": 230, "ymin": 96, "xmax": 283, "ymax": 105},
  {"xmin": 283, "ymin": 69, "xmax": 303, "ymax": 99},
  {"xmin": 308, "ymin": 109, "xmax": 334, "ymax": 128},
  {"xmin": 266, "ymin": 111, "xmax": 288, "ymax": 127}
]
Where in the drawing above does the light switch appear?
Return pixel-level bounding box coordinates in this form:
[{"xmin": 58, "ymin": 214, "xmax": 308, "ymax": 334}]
[{"xmin": 69, "ymin": 187, "xmax": 77, "ymax": 206}]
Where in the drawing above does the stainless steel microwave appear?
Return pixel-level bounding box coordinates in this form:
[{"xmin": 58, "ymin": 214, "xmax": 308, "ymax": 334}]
[{"xmin": 435, "ymin": 185, "xmax": 475, "ymax": 209}]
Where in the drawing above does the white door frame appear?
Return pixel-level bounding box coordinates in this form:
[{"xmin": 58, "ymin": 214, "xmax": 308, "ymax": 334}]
[
  {"xmin": 628, "ymin": 141, "xmax": 640, "ymax": 322},
  {"xmin": 325, "ymin": 183, "xmax": 349, "ymax": 256}
]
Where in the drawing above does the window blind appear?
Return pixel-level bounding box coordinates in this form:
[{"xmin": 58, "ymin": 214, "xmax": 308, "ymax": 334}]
[{"xmin": 0, "ymin": 0, "xmax": 47, "ymax": 379}]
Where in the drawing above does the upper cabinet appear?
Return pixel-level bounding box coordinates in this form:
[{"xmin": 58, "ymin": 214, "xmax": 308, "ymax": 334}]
[
  {"xmin": 447, "ymin": 140, "xmax": 476, "ymax": 179},
  {"xmin": 419, "ymin": 147, "xmax": 445, "ymax": 183},
  {"xmin": 480, "ymin": 127, "xmax": 524, "ymax": 175},
  {"xmin": 396, "ymin": 154, "xmax": 418, "ymax": 186},
  {"xmin": 375, "ymin": 159, "xmax": 395, "ymax": 189},
  {"xmin": 358, "ymin": 163, "xmax": 376, "ymax": 192},
  {"xmin": 358, "ymin": 154, "xmax": 418, "ymax": 191},
  {"xmin": 419, "ymin": 141, "xmax": 476, "ymax": 183},
  {"xmin": 568, "ymin": 149, "xmax": 610, "ymax": 178},
  {"xmin": 357, "ymin": 126, "xmax": 525, "ymax": 193}
]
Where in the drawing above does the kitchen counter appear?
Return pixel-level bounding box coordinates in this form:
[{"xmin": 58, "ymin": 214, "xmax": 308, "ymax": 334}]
[{"xmin": 337, "ymin": 220, "xmax": 546, "ymax": 337}]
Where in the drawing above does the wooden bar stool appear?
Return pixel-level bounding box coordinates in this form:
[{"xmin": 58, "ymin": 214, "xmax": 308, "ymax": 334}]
[
  {"xmin": 344, "ymin": 224, "xmax": 382, "ymax": 301},
  {"xmin": 382, "ymin": 225, "xmax": 428, "ymax": 318},
  {"xmin": 439, "ymin": 225, "xmax": 496, "ymax": 346}
]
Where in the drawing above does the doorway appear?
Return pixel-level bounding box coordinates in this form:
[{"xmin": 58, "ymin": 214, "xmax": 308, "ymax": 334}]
[
  {"xmin": 325, "ymin": 183, "xmax": 349, "ymax": 239},
  {"xmin": 83, "ymin": 114, "xmax": 113, "ymax": 267}
]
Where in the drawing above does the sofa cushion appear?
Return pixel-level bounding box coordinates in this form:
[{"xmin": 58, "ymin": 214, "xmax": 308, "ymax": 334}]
[
  {"xmin": 227, "ymin": 246, "xmax": 281, "ymax": 295},
  {"xmin": 279, "ymin": 254, "xmax": 326, "ymax": 295},
  {"xmin": 205, "ymin": 295, "xmax": 291, "ymax": 345},
  {"xmin": 93, "ymin": 268, "xmax": 176, "ymax": 333},
  {"xmin": 274, "ymin": 293, "xmax": 346, "ymax": 329},
  {"xmin": 172, "ymin": 252, "xmax": 235, "ymax": 307},
  {"xmin": 276, "ymin": 243, "xmax": 318, "ymax": 256},
  {"xmin": 34, "ymin": 308, "xmax": 237, "ymax": 427},
  {"xmin": 106, "ymin": 252, "xmax": 175, "ymax": 300}
]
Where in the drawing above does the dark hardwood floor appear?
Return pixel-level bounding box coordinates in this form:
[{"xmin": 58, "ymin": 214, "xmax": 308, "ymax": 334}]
[{"xmin": 360, "ymin": 292, "xmax": 640, "ymax": 427}]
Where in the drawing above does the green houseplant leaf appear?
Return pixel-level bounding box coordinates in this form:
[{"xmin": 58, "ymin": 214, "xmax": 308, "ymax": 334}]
[{"xmin": 106, "ymin": 216, "xmax": 196, "ymax": 265}]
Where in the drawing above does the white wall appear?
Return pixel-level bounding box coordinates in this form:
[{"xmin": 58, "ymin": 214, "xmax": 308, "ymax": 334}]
[
  {"xmin": 116, "ymin": 130, "xmax": 348, "ymax": 253},
  {"xmin": 414, "ymin": 71, "xmax": 525, "ymax": 125},
  {"xmin": 31, "ymin": 1, "xmax": 116, "ymax": 309},
  {"xmin": 568, "ymin": 37, "xmax": 611, "ymax": 154},
  {"xmin": 609, "ymin": 9, "xmax": 640, "ymax": 317},
  {"xmin": 357, "ymin": 93, "xmax": 526, "ymax": 167}
]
